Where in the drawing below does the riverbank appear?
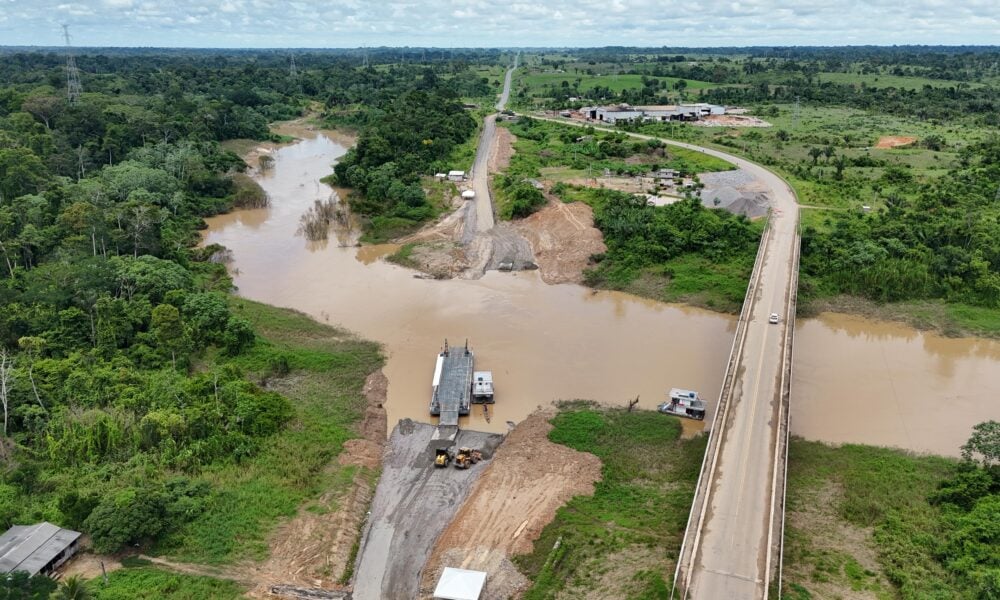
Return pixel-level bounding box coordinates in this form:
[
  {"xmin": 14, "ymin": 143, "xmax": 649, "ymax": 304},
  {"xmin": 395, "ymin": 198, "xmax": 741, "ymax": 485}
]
[
  {"xmin": 799, "ymin": 294, "xmax": 1000, "ymax": 339},
  {"xmin": 781, "ymin": 437, "xmax": 998, "ymax": 600}
]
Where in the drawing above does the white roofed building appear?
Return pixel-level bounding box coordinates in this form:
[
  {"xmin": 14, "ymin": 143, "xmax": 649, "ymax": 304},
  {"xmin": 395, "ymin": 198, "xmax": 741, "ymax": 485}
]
[{"xmin": 433, "ymin": 567, "xmax": 487, "ymax": 600}]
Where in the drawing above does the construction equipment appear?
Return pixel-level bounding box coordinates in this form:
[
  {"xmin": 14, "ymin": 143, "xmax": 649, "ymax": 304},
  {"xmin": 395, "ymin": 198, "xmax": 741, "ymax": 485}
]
[
  {"xmin": 434, "ymin": 447, "xmax": 453, "ymax": 468},
  {"xmin": 453, "ymin": 447, "xmax": 483, "ymax": 469}
]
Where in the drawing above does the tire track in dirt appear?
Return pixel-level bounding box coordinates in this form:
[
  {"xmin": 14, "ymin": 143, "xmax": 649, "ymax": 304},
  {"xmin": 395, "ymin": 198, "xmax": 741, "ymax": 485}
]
[{"xmin": 419, "ymin": 411, "xmax": 603, "ymax": 600}]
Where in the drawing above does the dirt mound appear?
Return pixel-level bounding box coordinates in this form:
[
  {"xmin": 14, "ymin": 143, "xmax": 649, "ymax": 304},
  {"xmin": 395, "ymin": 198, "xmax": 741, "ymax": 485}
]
[
  {"xmin": 419, "ymin": 411, "xmax": 603, "ymax": 599},
  {"xmin": 693, "ymin": 115, "xmax": 772, "ymax": 128},
  {"xmin": 875, "ymin": 136, "xmax": 917, "ymax": 149},
  {"xmin": 517, "ymin": 200, "xmax": 606, "ymax": 284},
  {"xmin": 490, "ymin": 126, "xmax": 516, "ymax": 173}
]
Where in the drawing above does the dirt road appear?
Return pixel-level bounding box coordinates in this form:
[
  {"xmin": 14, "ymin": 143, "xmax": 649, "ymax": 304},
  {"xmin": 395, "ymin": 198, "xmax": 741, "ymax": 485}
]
[{"xmin": 352, "ymin": 421, "xmax": 504, "ymax": 600}]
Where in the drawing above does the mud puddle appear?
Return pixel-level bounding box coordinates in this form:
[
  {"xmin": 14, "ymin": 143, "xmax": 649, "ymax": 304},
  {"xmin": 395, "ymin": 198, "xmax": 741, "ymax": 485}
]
[{"xmin": 203, "ymin": 132, "xmax": 734, "ymax": 434}]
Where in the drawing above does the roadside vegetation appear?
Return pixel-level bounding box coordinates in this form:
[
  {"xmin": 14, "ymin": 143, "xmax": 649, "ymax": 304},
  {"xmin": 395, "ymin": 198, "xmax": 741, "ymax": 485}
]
[
  {"xmin": 88, "ymin": 563, "xmax": 245, "ymax": 599},
  {"xmin": 784, "ymin": 421, "xmax": 1000, "ymax": 600},
  {"xmin": 515, "ymin": 403, "xmax": 705, "ymax": 599},
  {"xmin": 562, "ymin": 187, "xmax": 762, "ymax": 312}
]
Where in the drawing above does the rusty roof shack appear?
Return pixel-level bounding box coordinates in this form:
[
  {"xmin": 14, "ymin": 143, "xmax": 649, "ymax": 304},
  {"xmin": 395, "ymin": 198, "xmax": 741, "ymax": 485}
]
[{"xmin": 0, "ymin": 522, "xmax": 81, "ymax": 576}]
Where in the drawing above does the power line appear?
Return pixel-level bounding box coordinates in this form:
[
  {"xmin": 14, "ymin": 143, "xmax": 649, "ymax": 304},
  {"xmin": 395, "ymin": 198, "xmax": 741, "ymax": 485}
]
[{"xmin": 62, "ymin": 24, "xmax": 83, "ymax": 104}]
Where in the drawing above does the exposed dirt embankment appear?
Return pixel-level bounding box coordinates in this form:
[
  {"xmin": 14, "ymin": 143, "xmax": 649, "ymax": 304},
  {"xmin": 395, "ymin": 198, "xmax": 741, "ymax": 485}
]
[
  {"xmin": 516, "ymin": 199, "xmax": 606, "ymax": 285},
  {"xmin": 419, "ymin": 411, "xmax": 603, "ymax": 600},
  {"xmin": 246, "ymin": 370, "xmax": 388, "ymax": 598},
  {"xmin": 875, "ymin": 135, "xmax": 917, "ymax": 149}
]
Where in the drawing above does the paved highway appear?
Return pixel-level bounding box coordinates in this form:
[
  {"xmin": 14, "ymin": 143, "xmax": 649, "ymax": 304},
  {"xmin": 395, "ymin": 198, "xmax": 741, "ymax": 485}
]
[
  {"xmin": 530, "ymin": 114, "xmax": 799, "ymax": 598},
  {"xmin": 468, "ymin": 54, "xmax": 518, "ymax": 234}
]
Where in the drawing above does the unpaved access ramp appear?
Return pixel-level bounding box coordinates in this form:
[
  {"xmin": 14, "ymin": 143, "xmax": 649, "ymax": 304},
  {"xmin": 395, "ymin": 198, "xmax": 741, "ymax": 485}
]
[{"xmin": 352, "ymin": 420, "xmax": 504, "ymax": 600}]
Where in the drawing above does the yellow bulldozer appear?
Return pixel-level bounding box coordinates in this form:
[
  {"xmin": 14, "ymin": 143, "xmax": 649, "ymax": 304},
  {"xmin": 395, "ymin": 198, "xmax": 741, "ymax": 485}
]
[
  {"xmin": 434, "ymin": 447, "xmax": 453, "ymax": 468},
  {"xmin": 453, "ymin": 447, "xmax": 483, "ymax": 469}
]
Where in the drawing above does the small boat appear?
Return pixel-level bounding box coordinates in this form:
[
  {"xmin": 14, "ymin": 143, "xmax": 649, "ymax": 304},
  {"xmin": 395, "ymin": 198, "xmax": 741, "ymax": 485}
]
[{"xmin": 658, "ymin": 388, "xmax": 706, "ymax": 420}]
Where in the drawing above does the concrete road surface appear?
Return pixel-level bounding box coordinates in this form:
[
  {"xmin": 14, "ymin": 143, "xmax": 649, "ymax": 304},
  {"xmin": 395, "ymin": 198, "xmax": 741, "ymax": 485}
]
[
  {"xmin": 531, "ymin": 115, "xmax": 799, "ymax": 599},
  {"xmin": 352, "ymin": 421, "xmax": 503, "ymax": 600},
  {"xmin": 467, "ymin": 55, "xmax": 518, "ymax": 236}
]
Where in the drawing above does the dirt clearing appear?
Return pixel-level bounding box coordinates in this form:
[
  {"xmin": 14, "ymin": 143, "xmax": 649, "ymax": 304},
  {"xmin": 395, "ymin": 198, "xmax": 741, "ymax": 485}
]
[
  {"xmin": 875, "ymin": 136, "xmax": 918, "ymax": 149},
  {"xmin": 490, "ymin": 126, "xmax": 516, "ymax": 173},
  {"xmin": 419, "ymin": 411, "xmax": 602, "ymax": 600},
  {"xmin": 693, "ymin": 115, "xmax": 772, "ymax": 128},
  {"xmin": 516, "ymin": 200, "xmax": 606, "ymax": 284},
  {"xmin": 352, "ymin": 421, "xmax": 504, "ymax": 600}
]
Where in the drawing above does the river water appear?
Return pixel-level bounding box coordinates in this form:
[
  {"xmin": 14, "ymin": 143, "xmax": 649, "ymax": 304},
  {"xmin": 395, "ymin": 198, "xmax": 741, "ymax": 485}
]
[
  {"xmin": 792, "ymin": 313, "xmax": 1000, "ymax": 456},
  {"xmin": 204, "ymin": 130, "xmax": 735, "ymax": 435},
  {"xmin": 204, "ymin": 130, "xmax": 999, "ymax": 455}
]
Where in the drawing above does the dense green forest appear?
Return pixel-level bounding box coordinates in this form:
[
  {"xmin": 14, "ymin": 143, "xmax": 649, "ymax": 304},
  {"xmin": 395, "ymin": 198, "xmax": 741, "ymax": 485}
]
[
  {"xmin": 799, "ymin": 138, "xmax": 1000, "ymax": 308},
  {"xmin": 0, "ymin": 48, "xmax": 504, "ymax": 564},
  {"xmin": 332, "ymin": 68, "xmax": 482, "ymax": 240}
]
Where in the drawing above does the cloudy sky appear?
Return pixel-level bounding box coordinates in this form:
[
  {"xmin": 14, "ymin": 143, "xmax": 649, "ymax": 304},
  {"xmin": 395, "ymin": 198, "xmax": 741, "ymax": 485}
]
[{"xmin": 1, "ymin": 0, "xmax": 998, "ymax": 48}]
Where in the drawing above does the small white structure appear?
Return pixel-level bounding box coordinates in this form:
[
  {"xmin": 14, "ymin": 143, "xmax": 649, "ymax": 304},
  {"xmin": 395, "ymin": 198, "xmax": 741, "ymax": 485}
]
[
  {"xmin": 448, "ymin": 170, "xmax": 466, "ymax": 182},
  {"xmin": 434, "ymin": 567, "xmax": 487, "ymax": 600},
  {"xmin": 471, "ymin": 371, "xmax": 494, "ymax": 403},
  {"xmin": 461, "ymin": 190, "xmax": 476, "ymax": 200}
]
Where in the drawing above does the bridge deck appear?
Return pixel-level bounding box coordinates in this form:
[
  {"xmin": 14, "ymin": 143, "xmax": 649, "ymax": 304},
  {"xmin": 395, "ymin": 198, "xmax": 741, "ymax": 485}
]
[{"xmin": 669, "ymin": 150, "xmax": 800, "ymax": 600}]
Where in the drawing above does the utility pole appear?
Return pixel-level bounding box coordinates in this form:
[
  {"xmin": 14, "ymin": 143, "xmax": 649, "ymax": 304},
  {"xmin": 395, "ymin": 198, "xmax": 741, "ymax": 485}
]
[{"xmin": 62, "ymin": 24, "xmax": 83, "ymax": 104}]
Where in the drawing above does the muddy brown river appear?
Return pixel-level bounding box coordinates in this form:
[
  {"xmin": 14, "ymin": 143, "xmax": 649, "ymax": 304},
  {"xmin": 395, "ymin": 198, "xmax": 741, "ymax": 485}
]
[
  {"xmin": 792, "ymin": 313, "xmax": 1000, "ymax": 456},
  {"xmin": 205, "ymin": 130, "xmax": 999, "ymax": 455},
  {"xmin": 204, "ymin": 130, "xmax": 735, "ymax": 435}
]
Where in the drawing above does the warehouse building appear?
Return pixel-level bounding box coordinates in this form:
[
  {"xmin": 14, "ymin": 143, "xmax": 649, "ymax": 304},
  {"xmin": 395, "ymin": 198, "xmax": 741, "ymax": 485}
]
[
  {"xmin": 0, "ymin": 522, "xmax": 81, "ymax": 576},
  {"xmin": 580, "ymin": 103, "xmax": 725, "ymax": 124}
]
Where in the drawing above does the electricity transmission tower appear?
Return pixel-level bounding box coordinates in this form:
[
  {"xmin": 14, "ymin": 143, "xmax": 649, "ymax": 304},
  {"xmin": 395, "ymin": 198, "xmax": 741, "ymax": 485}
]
[
  {"xmin": 792, "ymin": 96, "xmax": 800, "ymax": 129},
  {"xmin": 63, "ymin": 25, "xmax": 83, "ymax": 103},
  {"xmin": 289, "ymin": 54, "xmax": 298, "ymax": 78}
]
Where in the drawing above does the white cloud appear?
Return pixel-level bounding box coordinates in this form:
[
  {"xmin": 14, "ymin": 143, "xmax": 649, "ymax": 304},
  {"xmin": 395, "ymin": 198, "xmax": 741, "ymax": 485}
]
[{"xmin": 0, "ymin": 0, "xmax": 997, "ymax": 47}]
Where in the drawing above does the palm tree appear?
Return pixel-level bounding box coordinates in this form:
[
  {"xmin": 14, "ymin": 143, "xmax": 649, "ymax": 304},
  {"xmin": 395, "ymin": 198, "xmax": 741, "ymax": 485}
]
[
  {"xmin": 808, "ymin": 147, "xmax": 823, "ymax": 165},
  {"xmin": 50, "ymin": 575, "xmax": 92, "ymax": 600}
]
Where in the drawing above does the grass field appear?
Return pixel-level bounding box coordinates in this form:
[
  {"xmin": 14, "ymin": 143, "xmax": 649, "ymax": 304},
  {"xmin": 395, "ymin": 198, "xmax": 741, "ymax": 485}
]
[
  {"xmin": 89, "ymin": 565, "xmax": 245, "ymax": 599},
  {"xmin": 515, "ymin": 405, "xmax": 705, "ymax": 599},
  {"xmin": 521, "ymin": 71, "xmax": 718, "ymax": 94},
  {"xmin": 815, "ymin": 71, "xmax": 983, "ymax": 90},
  {"xmin": 153, "ymin": 299, "xmax": 383, "ymax": 564},
  {"xmin": 783, "ymin": 439, "xmax": 968, "ymax": 600}
]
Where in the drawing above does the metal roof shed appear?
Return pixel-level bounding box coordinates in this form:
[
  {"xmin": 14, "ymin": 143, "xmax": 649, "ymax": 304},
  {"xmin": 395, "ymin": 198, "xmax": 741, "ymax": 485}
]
[
  {"xmin": 0, "ymin": 522, "xmax": 81, "ymax": 576},
  {"xmin": 433, "ymin": 567, "xmax": 487, "ymax": 600}
]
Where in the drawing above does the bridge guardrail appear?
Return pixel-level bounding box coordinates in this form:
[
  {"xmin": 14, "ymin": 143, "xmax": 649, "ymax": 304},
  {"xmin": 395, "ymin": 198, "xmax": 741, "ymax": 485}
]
[{"xmin": 671, "ymin": 210, "xmax": 773, "ymax": 600}]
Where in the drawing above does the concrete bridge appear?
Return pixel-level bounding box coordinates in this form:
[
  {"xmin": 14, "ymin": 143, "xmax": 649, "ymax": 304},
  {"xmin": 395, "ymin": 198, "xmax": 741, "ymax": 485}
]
[
  {"xmin": 522, "ymin": 114, "xmax": 801, "ymax": 598},
  {"xmin": 668, "ymin": 151, "xmax": 800, "ymax": 600}
]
